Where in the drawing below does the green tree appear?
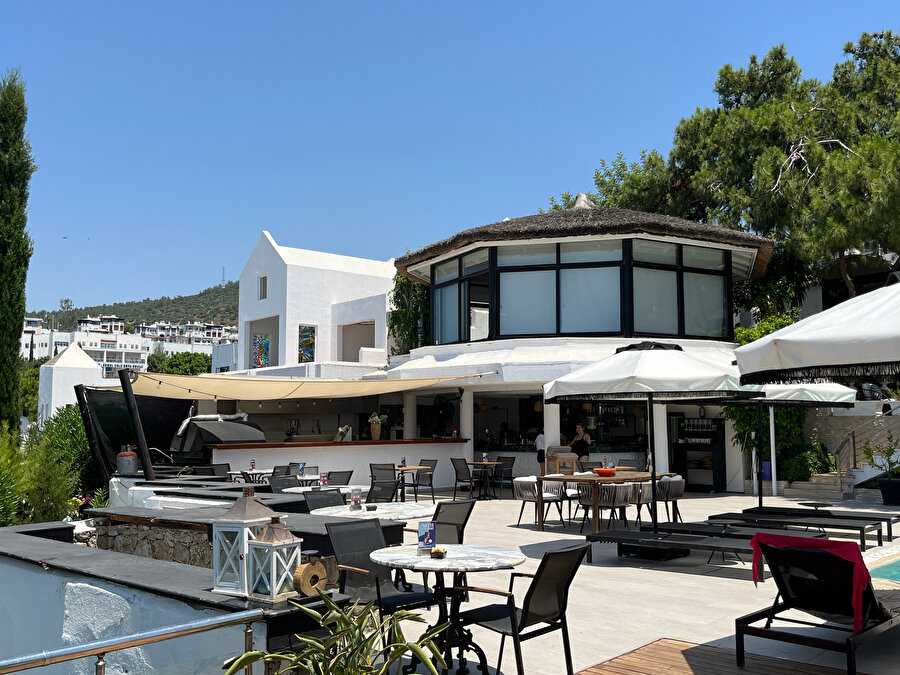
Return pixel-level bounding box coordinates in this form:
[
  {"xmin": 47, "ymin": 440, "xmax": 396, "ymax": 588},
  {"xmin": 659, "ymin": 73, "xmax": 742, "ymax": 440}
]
[
  {"xmin": 39, "ymin": 404, "xmax": 97, "ymax": 495},
  {"xmin": 147, "ymin": 343, "xmax": 168, "ymax": 372},
  {"xmin": 0, "ymin": 69, "xmax": 37, "ymax": 428},
  {"xmin": 0, "ymin": 422, "xmax": 24, "ymax": 526},
  {"xmin": 388, "ymin": 268, "xmax": 429, "ymax": 356},
  {"xmin": 58, "ymin": 298, "xmax": 76, "ymax": 331},
  {"xmin": 123, "ymin": 322, "xmax": 135, "ymax": 334},
  {"xmin": 161, "ymin": 351, "xmax": 211, "ymax": 375},
  {"xmin": 19, "ymin": 356, "xmax": 48, "ymax": 421}
]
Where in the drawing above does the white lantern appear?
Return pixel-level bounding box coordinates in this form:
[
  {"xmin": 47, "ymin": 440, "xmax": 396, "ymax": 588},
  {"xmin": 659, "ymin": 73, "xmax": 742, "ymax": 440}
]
[
  {"xmin": 247, "ymin": 516, "xmax": 304, "ymax": 601},
  {"xmin": 212, "ymin": 487, "xmax": 277, "ymax": 596}
]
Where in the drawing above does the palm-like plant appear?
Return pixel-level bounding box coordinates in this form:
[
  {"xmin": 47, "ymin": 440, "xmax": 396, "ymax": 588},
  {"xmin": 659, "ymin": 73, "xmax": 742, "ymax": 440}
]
[{"xmin": 225, "ymin": 590, "xmax": 447, "ymax": 675}]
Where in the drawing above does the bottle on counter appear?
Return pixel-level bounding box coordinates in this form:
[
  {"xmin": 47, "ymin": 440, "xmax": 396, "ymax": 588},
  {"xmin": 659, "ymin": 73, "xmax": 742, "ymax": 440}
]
[{"xmin": 482, "ymin": 452, "xmax": 487, "ymax": 462}]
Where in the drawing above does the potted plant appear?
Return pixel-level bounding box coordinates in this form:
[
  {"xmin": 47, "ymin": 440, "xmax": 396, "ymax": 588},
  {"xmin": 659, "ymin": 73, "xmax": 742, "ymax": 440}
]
[
  {"xmin": 224, "ymin": 590, "xmax": 447, "ymax": 674},
  {"xmin": 861, "ymin": 432, "xmax": 900, "ymax": 505},
  {"xmin": 368, "ymin": 412, "xmax": 388, "ymax": 441}
]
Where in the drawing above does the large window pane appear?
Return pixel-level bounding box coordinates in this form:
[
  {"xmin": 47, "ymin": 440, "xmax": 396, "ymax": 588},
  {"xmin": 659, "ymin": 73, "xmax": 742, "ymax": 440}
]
[
  {"xmin": 434, "ymin": 284, "xmax": 459, "ymax": 344},
  {"xmin": 497, "ymin": 243, "xmax": 556, "ymax": 267},
  {"xmin": 499, "ymin": 271, "xmax": 555, "ymax": 334},
  {"xmin": 560, "ymin": 268, "xmax": 620, "ymax": 332},
  {"xmin": 560, "ymin": 240, "xmax": 622, "ymax": 263},
  {"xmin": 634, "ymin": 268, "xmax": 678, "ymax": 334},
  {"xmin": 466, "ymin": 274, "xmax": 490, "ymax": 341},
  {"xmin": 434, "ymin": 260, "xmax": 458, "ymax": 284},
  {"xmin": 462, "ymin": 249, "xmax": 489, "ymax": 275},
  {"xmin": 683, "ymin": 246, "xmax": 724, "ymax": 270},
  {"xmin": 684, "ymin": 273, "xmax": 726, "ymax": 337},
  {"xmin": 633, "ymin": 240, "xmax": 677, "ymax": 265}
]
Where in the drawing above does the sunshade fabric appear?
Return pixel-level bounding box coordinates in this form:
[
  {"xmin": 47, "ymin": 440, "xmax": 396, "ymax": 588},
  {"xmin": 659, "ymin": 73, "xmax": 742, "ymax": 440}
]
[
  {"xmin": 125, "ymin": 371, "xmax": 483, "ymax": 401},
  {"xmin": 751, "ymin": 382, "xmax": 857, "ymax": 406},
  {"xmin": 543, "ymin": 342, "xmax": 748, "ymax": 402},
  {"xmin": 735, "ymin": 284, "xmax": 900, "ymax": 384}
]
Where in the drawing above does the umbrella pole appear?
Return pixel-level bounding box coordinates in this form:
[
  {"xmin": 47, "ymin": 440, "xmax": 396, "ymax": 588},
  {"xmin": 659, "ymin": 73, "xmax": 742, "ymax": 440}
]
[
  {"xmin": 756, "ymin": 401, "xmax": 764, "ymax": 511},
  {"xmin": 648, "ymin": 393, "xmax": 658, "ymax": 533}
]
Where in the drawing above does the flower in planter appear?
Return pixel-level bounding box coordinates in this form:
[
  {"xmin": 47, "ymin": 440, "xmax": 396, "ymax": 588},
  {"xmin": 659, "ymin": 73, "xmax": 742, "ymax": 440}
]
[{"xmin": 368, "ymin": 412, "xmax": 388, "ymax": 424}]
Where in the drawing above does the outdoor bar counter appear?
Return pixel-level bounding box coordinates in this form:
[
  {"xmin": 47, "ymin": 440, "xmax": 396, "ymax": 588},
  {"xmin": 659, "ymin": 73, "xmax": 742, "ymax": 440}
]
[{"xmin": 212, "ymin": 438, "xmax": 470, "ymax": 489}]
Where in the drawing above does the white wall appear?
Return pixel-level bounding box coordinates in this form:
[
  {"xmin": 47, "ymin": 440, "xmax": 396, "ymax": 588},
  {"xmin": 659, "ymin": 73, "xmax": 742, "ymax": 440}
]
[
  {"xmin": 0, "ymin": 557, "xmax": 260, "ymax": 674},
  {"xmin": 239, "ymin": 232, "xmax": 287, "ymax": 369},
  {"xmin": 37, "ymin": 363, "xmax": 107, "ymax": 428}
]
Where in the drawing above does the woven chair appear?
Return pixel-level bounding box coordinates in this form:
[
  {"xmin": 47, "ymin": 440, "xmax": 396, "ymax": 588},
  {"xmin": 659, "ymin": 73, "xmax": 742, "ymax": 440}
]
[
  {"xmin": 597, "ymin": 483, "xmax": 634, "ymax": 530},
  {"xmin": 512, "ymin": 477, "xmax": 564, "ymax": 527},
  {"xmin": 304, "ymin": 488, "xmax": 345, "ymax": 510},
  {"xmin": 326, "ymin": 470, "xmax": 354, "ymax": 485},
  {"xmin": 408, "ymin": 459, "xmax": 437, "ymax": 503},
  {"xmin": 451, "ymin": 457, "xmax": 473, "ymax": 501},
  {"xmin": 657, "ymin": 477, "xmax": 685, "ymax": 522},
  {"xmin": 266, "ymin": 475, "xmax": 300, "ymax": 493},
  {"xmin": 454, "ymin": 544, "xmax": 589, "ymax": 675},
  {"xmin": 631, "ymin": 480, "xmax": 654, "ymax": 526}
]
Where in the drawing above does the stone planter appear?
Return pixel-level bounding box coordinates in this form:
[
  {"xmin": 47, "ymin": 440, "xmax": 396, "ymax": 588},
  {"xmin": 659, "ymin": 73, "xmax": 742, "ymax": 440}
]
[{"xmin": 371, "ymin": 421, "xmax": 382, "ymax": 440}]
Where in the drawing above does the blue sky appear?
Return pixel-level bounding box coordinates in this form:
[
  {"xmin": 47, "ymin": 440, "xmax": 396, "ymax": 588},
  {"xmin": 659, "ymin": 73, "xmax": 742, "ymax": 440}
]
[{"xmin": 2, "ymin": 2, "xmax": 895, "ymax": 311}]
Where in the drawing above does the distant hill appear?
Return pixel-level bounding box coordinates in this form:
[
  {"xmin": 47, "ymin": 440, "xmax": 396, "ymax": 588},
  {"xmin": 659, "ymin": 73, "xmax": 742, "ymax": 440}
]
[{"xmin": 30, "ymin": 281, "xmax": 240, "ymax": 327}]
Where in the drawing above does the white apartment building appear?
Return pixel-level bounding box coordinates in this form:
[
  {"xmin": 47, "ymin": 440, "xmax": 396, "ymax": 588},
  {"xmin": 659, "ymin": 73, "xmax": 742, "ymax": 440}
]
[{"xmin": 77, "ymin": 314, "xmax": 125, "ymax": 333}]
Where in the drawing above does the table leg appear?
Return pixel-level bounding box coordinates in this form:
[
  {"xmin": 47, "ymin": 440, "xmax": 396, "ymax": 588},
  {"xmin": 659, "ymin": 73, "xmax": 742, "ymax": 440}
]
[
  {"xmin": 592, "ymin": 483, "xmax": 600, "ymax": 534},
  {"xmin": 399, "ymin": 473, "xmax": 406, "ymax": 502},
  {"xmin": 536, "ymin": 478, "xmax": 545, "ymax": 532}
]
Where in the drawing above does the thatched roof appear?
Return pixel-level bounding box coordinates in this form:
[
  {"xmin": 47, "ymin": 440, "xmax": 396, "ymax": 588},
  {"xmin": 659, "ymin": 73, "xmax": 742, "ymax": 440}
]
[{"xmin": 396, "ymin": 194, "xmax": 774, "ymax": 281}]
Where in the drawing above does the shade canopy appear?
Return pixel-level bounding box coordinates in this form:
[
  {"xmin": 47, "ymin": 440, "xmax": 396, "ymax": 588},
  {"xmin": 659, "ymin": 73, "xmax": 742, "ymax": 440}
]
[
  {"xmin": 735, "ymin": 284, "xmax": 900, "ymax": 384},
  {"xmin": 123, "ymin": 371, "xmax": 484, "ymax": 401},
  {"xmin": 543, "ymin": 342, "xmax": 750, "ymax": 403},
  {"xmin": 751, "ymin": 382, "xmax": 857, "ymax": 407}
]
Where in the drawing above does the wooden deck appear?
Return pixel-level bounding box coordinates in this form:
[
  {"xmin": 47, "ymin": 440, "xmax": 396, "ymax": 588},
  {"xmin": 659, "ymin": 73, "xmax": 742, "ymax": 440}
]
[{"xmin": 578, "ymin": 638, "xmax": 868, "ymax": 674}]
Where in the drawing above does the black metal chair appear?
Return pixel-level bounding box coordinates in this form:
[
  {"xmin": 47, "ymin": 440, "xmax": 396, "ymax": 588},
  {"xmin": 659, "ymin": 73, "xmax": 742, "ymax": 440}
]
[
  {"xmin": 302, "ymin": 464, "xmax": 319, "ymax": 478},
  {"xmin": 239, "ymin": 470, "xmax": 254, "ymax": 484},
  {"xmin": 304, "ymin": 488, "xmax": 345, "ymax": 510},
  {"xmin": 287, "ymin": 461, "xmax": 304, "ymax": 475},
  {"xmin": 271, "ymin": 464, "xmax": 292, "ymax": 477},
  {"xmin": 454, "ymin": 543, "xmax": 589, "ymax": 675},
  {"xmin": 327, "ymin": 469, "xmax": 354, "ymax": 485},
  {"xmin": 736, "ymin": 536, "xmax": 899, "ymax": 675},
  {"xmin": 325, "ymin": 520, "xmax": 435, "ymax": 622},
  {"xmin": 408, "ymin": 459, "xmax": 438, "ymax": 503},
  {"xmin": 492, "ymin": 455, "xmax": 516, "ymax": 499},
  {"xmin": 451, "ymin": 457, "xmax": 473, "ymax": 501},
  {"xmin": 434, "ymin": 499, "xmax": 476, "ymax": 545},
  {"xmin": 368, "ymin": 463, "xmax": 399, "ymax": 502},
  {"xmin": 266, "ymin": 475, "xmax": 300, "ymax": 493}
]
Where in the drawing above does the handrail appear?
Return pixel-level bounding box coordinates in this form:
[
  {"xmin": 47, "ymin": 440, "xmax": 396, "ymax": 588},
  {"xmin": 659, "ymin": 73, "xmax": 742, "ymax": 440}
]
[{"xmin": 0, "ymin": 609, "xmax": 264, "ymax": 674}]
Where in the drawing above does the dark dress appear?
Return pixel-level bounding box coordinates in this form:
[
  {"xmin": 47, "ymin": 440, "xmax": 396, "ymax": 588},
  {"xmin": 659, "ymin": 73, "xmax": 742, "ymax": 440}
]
[{"xmin": 571, "ymin": 435, "xmax": 590, "ymax": 459}]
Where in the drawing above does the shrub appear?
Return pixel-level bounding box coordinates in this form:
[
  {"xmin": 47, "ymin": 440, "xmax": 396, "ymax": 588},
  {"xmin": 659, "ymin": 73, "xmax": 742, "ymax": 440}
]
[
  {"xmin": 39, "ymin": 405, "xmax": 100, "ymax": 495},
  {"xmin": 0, "ymin": 422, "xmax": 25, "ymax": 526},
  {"xmin": 21, "ymin": 431, "xmax": 76, "ymax": 523},
  {"xmin": 778, "ymin": 441, "xmax": 834, "ymax": 483}
]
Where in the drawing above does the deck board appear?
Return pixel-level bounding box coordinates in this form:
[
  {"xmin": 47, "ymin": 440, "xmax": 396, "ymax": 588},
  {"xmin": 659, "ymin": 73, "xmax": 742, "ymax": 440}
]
[{"xmin": 578, "ymin": 638, "xmax": 869, "ymax": 675}]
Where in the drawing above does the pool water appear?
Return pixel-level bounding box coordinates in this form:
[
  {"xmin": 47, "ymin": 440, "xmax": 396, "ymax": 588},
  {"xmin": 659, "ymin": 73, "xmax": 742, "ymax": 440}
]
[{"xmin": 871, "ymin": 558, "xmax": 900, "ymax": 581}]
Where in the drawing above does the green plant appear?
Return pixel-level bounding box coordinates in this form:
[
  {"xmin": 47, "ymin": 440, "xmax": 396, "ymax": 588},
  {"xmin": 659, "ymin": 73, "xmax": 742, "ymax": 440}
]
[
  {"xmin": 368, "ymin": 412, "xmax": 388, "ymax": 425},
  {"xmin": 89, "ymin": 487, "xmax": 109, "ymax": 509},
  {"xmin": 779, "ymin": 442, "xmax": 835, "ymax": 482},
  {"xmin": 388, "ymin": 267, "xmax": 429, "ymax": 356},
  {"xmin": 21, "ymin": 431, "xmax": 76, "ymax": 523},
  {"xmin": 225, "ymin": 591, "xmax": 447, "ymax": 675},
  {"xmin": 861, "ymin": 432, "xmax": 900, "ymax": 479},
  {"xmin": 39, "ymin": 404, "xmax": 100, "ymax": 495},
  {"xmin": 0, "ymin": 422, "xmax": 25, "ymax": 526}
]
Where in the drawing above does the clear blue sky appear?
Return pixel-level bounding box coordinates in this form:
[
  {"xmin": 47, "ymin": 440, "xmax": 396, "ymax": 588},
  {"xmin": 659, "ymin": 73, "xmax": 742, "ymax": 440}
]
[{"xmin": 2, "ymin": 2, "xmax": 895, "ymax": 312}]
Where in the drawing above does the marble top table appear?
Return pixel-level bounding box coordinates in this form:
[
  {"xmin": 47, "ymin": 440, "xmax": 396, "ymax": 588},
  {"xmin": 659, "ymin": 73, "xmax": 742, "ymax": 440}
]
[
  {"xmin": 310, "ymin": 502, "xmax": 435, "ymax": 521},
  {"xmin": 370, "ymin": 543, "xmax": 525, "ymax": 574},
  {"xmin": 282, "ymin": 484, "xmax": 370, "ymax": 495}
]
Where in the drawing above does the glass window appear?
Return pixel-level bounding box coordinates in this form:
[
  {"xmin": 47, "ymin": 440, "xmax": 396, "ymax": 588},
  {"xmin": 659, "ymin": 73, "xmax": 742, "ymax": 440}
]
[
  {"xmin": 465, "ymin": 274, "xmax": 490, "ymax": 341},
  {"xmin": 560, "ymin": 240, "xmax": 622, "ymax": 263},
  {"xmin": 499, "ymin": 271, "xmax": 555, "ymax": 334},
  {"xmin": 497, "ymin": 243, "xmax": 556, "ymax": 267},
  {"xmin": 684, "ymin": 273, "xmax": 727, "ymax": 337},
  {"xmin": 434, "ymin": 260, "xmax": 458, "ymax": 284},
  {"xmin": 462, "ymin": 249, "xmax": 489, "ymax": 275},
  {"xmin": 434, "ymin": 285, "xmax": 459, "ymax": 344},
  {"xmin": 633, "ymin": 240, "xmax": 677, "ymax": 265},
  {"xmin": 683, "ymin": 246, "xmax": 725, "ymax": 270},
  {"xmin": 298, "ymin": 325, "xmax": 316, "ymax": 362},
  {"xmin": 634, "ymin": 268, "xmax": 678, "ymax": 334},
  {"xmin": 258, "ymin": 275, "xmax": 267, "ymax": 300},
  {"xmin": 560, "ymin": 268, "xmax": 620, "ymax": 332}
]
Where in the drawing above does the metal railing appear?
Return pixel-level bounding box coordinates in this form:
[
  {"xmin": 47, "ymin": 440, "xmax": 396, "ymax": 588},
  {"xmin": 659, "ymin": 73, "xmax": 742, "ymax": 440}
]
[{"xmin": 0, "ymin": 609, "xmax": 264, "ymax": 675}]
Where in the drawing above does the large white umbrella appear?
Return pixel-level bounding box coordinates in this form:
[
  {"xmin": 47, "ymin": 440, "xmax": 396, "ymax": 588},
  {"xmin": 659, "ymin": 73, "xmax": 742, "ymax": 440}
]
[
  {"xmin": 544, "ymin": 342, "xmax": 754, "ymax": 531},
  {"xmin": 735, "ymin": 283, "xmax": 900, "ymax": 385}
]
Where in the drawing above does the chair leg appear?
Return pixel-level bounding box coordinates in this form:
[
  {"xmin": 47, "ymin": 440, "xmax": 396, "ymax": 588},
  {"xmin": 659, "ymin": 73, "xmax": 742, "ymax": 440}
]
[
  {"xmin": 556, "ymin": 501, "xmax": 565, "ymax": 526},
  {"xmin": 496, "ymin": 633, "xmax": 506, "ymax": 675},
  {"xmin": 511, "ymin": 630, "xmax": 525, "ymax": 675},
  {"xmin": 430, "ymin": 482, "xmax": 435, "ymax": 504},
  {"xmin": 453, "ymin": 482, "xmax": 458, "ymax": 501},
  {"xmin": 561, "ymin": 617, "xmax": 575, "ymax": 675},
  {"xmin": 516, "ymin": 501, "xmax": 527, "ymax": 527}
]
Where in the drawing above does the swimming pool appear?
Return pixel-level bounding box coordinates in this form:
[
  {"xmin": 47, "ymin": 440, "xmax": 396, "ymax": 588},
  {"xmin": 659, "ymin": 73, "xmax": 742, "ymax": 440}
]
[{"xmin": 871, "ymin": 557, "xmax": 900, "ymax": 581}]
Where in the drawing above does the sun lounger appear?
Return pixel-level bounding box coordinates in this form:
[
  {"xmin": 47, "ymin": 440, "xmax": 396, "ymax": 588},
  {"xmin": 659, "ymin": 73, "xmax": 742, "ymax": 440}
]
[
  {"xmin": 709, "ymin": 512, "xmax": 883, "ymax": 551},
  {"xmin": 742, "ymin": 505, "xmax": 900, "ymax": 542},
  {"xmin": 644, "ymin": 522, "xmax": 826, "ymax": 540},
  {"xmin": 735, "ymin": 533, "xmax": 900, "ymax": 675}
]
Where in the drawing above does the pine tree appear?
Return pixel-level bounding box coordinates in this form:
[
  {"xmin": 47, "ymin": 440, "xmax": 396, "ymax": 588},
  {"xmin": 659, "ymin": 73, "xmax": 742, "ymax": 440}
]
[{"xmin": 0, "ymin": 70, "xmax": 36, "ymax": 428}]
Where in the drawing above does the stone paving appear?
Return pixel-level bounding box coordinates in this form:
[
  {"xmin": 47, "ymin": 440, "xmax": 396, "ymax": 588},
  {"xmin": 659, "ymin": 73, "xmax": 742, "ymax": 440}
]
[{"xmin": 395, "ymin": 490, "xmax": 900, "ymax": 674}]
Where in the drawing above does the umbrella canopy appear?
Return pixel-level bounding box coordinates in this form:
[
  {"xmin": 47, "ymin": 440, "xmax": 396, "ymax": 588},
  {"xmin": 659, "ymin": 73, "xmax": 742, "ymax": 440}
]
[{"xmin": 735, "ymin": 283, "xmax": 900, "ymax": 385}]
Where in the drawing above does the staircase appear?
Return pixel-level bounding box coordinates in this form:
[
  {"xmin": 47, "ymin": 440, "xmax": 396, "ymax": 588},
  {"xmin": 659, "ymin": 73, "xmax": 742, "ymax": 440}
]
[
  {"xmin": 847, "ymin": 448, "xmax": 900, "ymax": 486},
  {"xmin": 781, "ymin": 472, "xmax": 844, "ymax": 501}
]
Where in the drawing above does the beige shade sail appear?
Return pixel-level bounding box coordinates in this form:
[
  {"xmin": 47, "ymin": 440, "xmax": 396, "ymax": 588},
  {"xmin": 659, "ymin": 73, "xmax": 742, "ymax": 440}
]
[{"xmin": 123, "ymin": 371, "xmax": 488, "ymax": 401}]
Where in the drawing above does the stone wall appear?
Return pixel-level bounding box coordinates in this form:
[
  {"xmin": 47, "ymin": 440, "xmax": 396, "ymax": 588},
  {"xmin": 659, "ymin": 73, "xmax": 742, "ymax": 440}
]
[
  {"xmin": 91, "ymin": 518, "xmax": 213, "ymax": 568},
  {"xmin": 806, "ymin": 408, "xmax": 900, "ymax": 456}
]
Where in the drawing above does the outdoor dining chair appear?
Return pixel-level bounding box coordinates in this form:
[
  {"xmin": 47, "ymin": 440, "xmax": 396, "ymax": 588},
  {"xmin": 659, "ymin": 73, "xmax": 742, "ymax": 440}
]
[
  {"xmin": 454, "ymin": 543, "xmax": 590, "ymax": 675},
  {"xmin": 369, "ymin": 463, "xmax": 400, "ymax": 502},
  {"xmin": 407, "ymin": 458, "xmax": 437, "ymax": 503},
  {"xmin": 576, "ymin": 461, "xmax": 604, "ymax": 472},
  {"xmin": 492, "ymin": 455, "xmax": 517, "ymax": 499},
  {"xmin": 451, "ymin": 457, "xmax": 474, "ymax": 501},
  {"xmin": 302, "ymin": 465, "xmax": 319, "ymax": 477},
  {"xmin": 658, "ymin": 476, "xmax": 685, "ymax": 522},
  {"xmin": 304, "ymin": 488, "xmax": 345, "ymax": 510},
  {"xmin": 325, "ymin": 520, "xmax": 435, "ymax": 624},
  {"xmin": 597, "ymin": 482, "xmax": 634, "ymax": 530},
  {"xmin": 326, "ymin": 469, "xmax": 354, "ymax": 485},
  {"xmin": 513, "ymin": 477, "xmax": 564, "ymax": 527},
  {"xmin": 271, "ymin": 465, "xmax": 292, "ymax": 477},
  {"xmin": 631, "ymin": 480, "xmax": 653, "ymax": 526},
  {"xmin": 266, "ymin": 475, "xmax": 300, "ymax": 493},
  {"xmin": 287, "ymin": 461, "xmax": 304, "ymax": 475}
]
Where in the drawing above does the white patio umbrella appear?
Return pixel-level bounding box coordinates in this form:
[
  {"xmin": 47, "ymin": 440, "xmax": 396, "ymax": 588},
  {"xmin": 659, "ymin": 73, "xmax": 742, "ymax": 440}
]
[
  {"xmin": 735, "ymin": 283, "xmax": 900, "ymax": 385},
  {"xmin": 543, "ymin": 342, "xmax": 755, "ymax": 531}
]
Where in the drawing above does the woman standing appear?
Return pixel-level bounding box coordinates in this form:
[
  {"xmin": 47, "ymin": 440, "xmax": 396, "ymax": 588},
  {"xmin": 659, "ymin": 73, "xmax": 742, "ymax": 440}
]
[{"xmin": 569, "ymin": 423, "xmax": 591, "ymax": 462}]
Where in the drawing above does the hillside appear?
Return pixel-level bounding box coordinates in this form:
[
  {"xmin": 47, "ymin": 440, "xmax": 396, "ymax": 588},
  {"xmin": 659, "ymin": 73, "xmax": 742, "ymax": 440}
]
[{"xmin": 30, "ymin": 281, "xmax": 240, "ymax": 327}]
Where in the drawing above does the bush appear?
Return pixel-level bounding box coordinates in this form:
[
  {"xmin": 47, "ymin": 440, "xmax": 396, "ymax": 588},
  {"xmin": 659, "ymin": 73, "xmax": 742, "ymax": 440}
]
[
  {"xmin": 39, "ymin": 405, "xmax": 100, "ymax": 495},
  {"xmin": 21, "ymin": 431, "xmax": 76, "ymax": 523},
  {"xmin": 778, "ymin": 441, "xmax": 834, "ymax": 483},
  {"xmin": 0, "ymin": 422, "xmax": 25, "ymax": 526}
]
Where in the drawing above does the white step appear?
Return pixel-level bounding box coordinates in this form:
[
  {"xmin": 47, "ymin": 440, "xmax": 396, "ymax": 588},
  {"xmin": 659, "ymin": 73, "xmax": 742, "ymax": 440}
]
[{"xmin": 849, "ymin": 448, "xmax": 900, "ymax": 486}]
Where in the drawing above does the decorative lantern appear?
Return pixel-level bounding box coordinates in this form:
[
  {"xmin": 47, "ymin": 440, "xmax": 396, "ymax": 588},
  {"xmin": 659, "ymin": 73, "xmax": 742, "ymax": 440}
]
[
  {"xmin": 247, "ymin": 516, "xmax": 304, "ymax": 601},
  {"xmin": 212, "ymin": 487, "xmax": 276, "ymax": 596}
]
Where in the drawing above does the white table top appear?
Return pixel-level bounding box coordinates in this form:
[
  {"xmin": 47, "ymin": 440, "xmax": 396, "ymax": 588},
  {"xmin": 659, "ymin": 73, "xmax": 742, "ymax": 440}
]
[
  {"xmin": 310, "ymin": 502, "xmax": 435, "ymax": 521},
  {"xmin": 370, "ymin": 544, "xmax": 526, "ymax": 573},
  {"xmin": 282, "ymin": 484, "xmax": 370, "ymax": 495}
]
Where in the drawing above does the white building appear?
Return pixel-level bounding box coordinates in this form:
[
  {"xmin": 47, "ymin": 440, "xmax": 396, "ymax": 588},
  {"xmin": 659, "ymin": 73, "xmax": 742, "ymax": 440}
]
[
  {"xmin": 237, "ymin": 231, "xmax": 395, "ymax": 371},
  {"xmin": 37, "ymin": 343, "xmax": 110, "ymax": 426},
  {"xmin": 77, "ymin": 314, "xmax": 125, "ymax": 333}
]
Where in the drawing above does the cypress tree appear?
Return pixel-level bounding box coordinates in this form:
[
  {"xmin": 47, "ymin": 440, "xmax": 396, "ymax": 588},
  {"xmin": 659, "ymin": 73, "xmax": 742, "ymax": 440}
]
[{"xmin": 0, "ymin": 70, "xmax": 36, "ymax": 428}]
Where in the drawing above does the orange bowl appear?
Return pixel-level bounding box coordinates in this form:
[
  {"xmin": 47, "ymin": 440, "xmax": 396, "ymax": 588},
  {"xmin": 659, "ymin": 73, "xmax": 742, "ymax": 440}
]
[{"xmin": 593, "ymin": 468, "xmax": 616, "ymax": 477}]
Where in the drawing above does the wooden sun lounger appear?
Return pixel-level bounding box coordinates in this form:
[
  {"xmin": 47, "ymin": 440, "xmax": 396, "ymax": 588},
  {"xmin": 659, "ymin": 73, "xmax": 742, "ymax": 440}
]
[
  {"xmin": 584, "ymin": 529, "xmax": 765, "ymax": 580},
  {"xmin": 644, "ymin": 522, "xmax": 827, "ymax": 540},
  {"xmin": 709, "ymin": 512, "xmax": 883, "ymax": 551},
  {"xmin": 742, "ymin": 506, "xmax": 900, "ymax": 542}
]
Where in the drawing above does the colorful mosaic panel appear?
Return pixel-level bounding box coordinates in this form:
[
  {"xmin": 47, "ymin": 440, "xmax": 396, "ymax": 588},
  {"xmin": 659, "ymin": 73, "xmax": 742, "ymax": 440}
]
[
  {"xmin": 298, "ymin": 325, "xmax": 316, "ymax": 363},
  {"xmin": 252, "ymin": 334, "xmax": 269, "ymax": 368}
]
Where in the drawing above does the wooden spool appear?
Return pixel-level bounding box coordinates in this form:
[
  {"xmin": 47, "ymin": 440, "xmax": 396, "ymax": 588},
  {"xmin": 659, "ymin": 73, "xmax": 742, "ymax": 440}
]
[{"xmin": 293, "ymin": 561, "xmax": 327, "ymax": 596}]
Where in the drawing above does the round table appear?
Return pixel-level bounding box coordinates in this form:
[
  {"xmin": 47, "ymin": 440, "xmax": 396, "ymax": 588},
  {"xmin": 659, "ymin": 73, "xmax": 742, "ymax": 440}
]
[
  {"xmin": 310, "ymin": 502, "xmax": 435, "ymax": 521},
  {"xmin": 282, "ymin": 484, "xmax": 369, "ymax": 495},
  {"xmin": 371, "ymin": 544, "xmax": 525, "ymax": 673},
  {"xmin": 799, "ymin": 501, "xmax": 833, "ymax": 511}
]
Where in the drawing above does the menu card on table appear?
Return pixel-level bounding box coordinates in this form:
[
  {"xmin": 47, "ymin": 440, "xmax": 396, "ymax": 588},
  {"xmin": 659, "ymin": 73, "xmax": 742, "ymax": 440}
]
[{"xmin": 417, "ymin": 521, "xmax": 436, "ymax": 554}]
